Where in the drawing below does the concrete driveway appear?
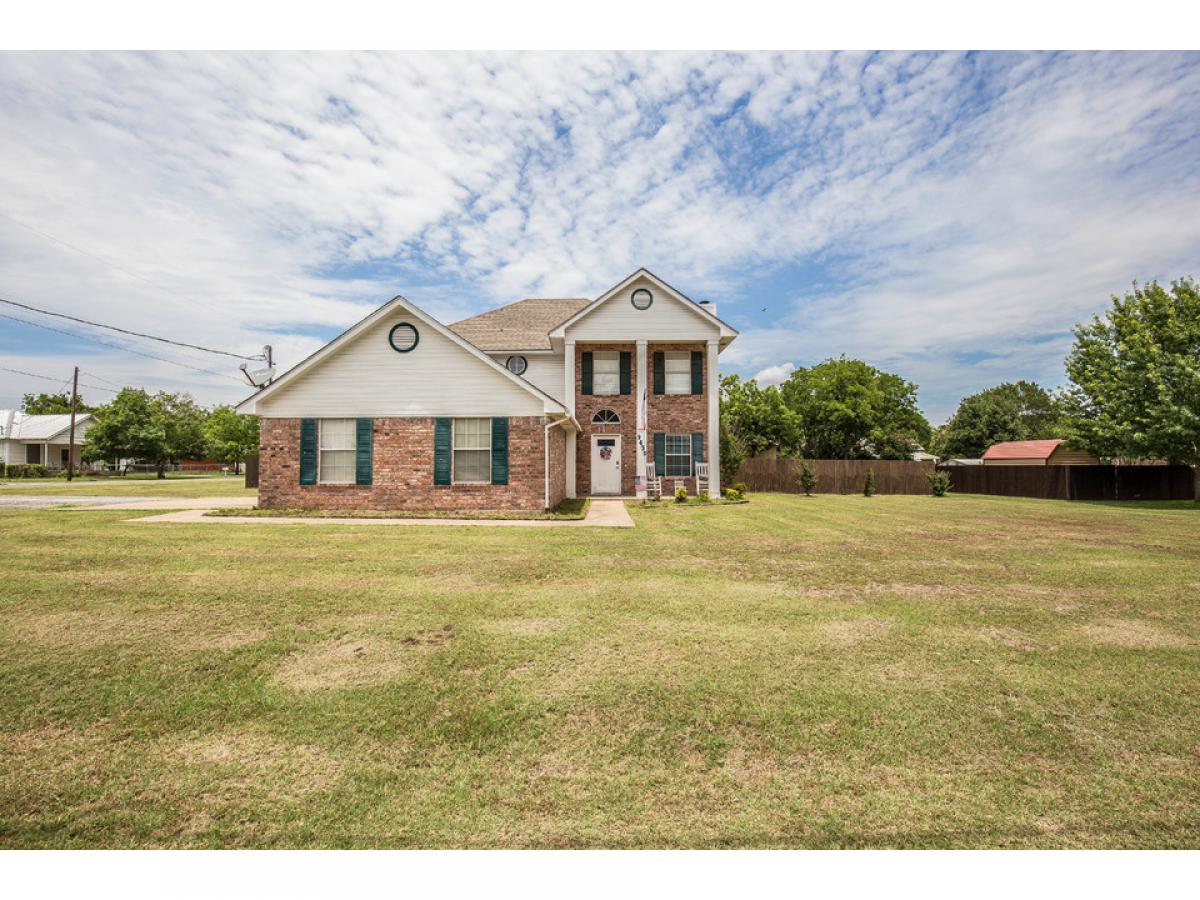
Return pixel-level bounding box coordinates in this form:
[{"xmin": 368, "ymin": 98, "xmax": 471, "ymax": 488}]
[{"xmin": 0, "ymin": 495, "xmax": 257, "ymax": 510}]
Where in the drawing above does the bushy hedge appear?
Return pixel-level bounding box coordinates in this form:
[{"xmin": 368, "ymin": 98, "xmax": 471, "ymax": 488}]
[{"xmin": 3, "ymin": 463, "xmax": 51, "ymax": 478}]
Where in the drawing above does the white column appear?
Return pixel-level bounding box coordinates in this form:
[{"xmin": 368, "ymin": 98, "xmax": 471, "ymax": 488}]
[
  {"xmin": 564, "ymin": 341, "xmax": 576, "ymax": 498},
  {"xmin": 635, "ymin": 339, "xmax": 648, "ymax": 498},
  {"xmin": 565, "ymin": 430, "xmax": 576, "ymax": 499},
  {"xmin": 707, "ymin": 339, "xmax": 721, "ymax": 496},
  {"xmin": 564, "ymin": 340, "xmax": 575, "ymax": 418}
]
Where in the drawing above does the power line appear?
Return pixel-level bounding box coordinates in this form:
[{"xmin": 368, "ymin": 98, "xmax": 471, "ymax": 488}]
[
  {"xmin": 0, "ymin": 366, "xmax": 118, "ymax": 394},
  {"xmin": 0, "ymin": 312, "xmax": 245, "ymax": 383},
  {"xmin": 79, "ymin": 369, "xmax": 123, "ymax": 388},
  {"xmin": 0, "ymin": 211, "xmax": 267, "ymax": 361},
  {"xmin": 0, "ymin": 294, "xmax": 262, "ymax": 361}
]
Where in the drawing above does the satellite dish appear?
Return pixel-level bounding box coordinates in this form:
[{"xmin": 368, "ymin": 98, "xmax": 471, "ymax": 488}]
[{"xmin": 240, "ymin": 362, "xmax": 276, "ymax": 387}]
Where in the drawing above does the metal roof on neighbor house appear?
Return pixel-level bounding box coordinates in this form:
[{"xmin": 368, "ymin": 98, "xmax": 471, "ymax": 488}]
[
  {"xmin": 982, "ymin": 439, "xmax": 1063, "ymax": 460},
  {"xmin": 0, "ymin": 410, "xmax": 93, "ymax": 441},
  {"xmin": 448, "ymin": 298, "xmax": 590, "ymax": 351}
]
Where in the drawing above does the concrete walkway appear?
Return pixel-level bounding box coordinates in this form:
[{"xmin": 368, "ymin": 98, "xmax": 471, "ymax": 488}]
[{"xmin": 129, "ymin": 498, "xmax": 634, "ymax": 528}]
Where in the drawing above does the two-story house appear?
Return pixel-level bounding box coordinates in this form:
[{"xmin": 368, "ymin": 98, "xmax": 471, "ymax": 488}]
[{"xmin": 237, "ymin": 268, "xmax": 738, "ymax": 511}]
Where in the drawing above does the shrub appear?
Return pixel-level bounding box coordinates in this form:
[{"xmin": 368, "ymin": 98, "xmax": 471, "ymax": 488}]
[
  {"xmin": 863, "ymin": 468, "xmax": 877, "ymax": 497},
  {"xmin": 798, "ymin": 460, "xmax": 817, "ymax": 496},
  {"xmin": 723, "ymin": 487, "xmax": 744, "ymax": 501},
  {"xmin": 674, "ymin": 486, "xmax": 688, "ymax": 503},
  {"xmin": 927, "ymin": 470, "xmax": 952, "ymax": 497},
  {"xmin": 3, "ymin": 463, "xmax": 50, "ymax": 479},
  {"xmin": 697, "ymin": 490, "xmax": 711, "ymax": 503},
  {"xmin": 733, "ymin": 481, "xmax": 748, "ymax": 495}
]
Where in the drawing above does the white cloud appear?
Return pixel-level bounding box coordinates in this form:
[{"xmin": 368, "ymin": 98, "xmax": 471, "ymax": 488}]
[
  {"xmin": 751, "ymin": 363, "xmax": 795, "ymax": 387},
  {"xmin": 0, "ymin": 51, "xmax": 1196, "ymax": 421}
]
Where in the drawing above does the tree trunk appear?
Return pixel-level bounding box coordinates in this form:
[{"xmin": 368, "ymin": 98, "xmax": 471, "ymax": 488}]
[
  {"xmin": 157, "ymin": 462, "xmax": 166, "ymax": 479},
  {"xmin": 1193, "ymin": 464, "xmax": 1198, "ymax": 503}
]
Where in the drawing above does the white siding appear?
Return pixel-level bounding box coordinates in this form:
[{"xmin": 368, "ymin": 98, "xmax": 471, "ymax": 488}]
[
  {"xmin": 565, "ymin": 276, "xmax": 721, "ymax": 343},
  {"xmin": 257, "ymin": 312, "xmax": 548, "ymax": 418},
  {"xmin": 489, "ymin": 353, "xmax": 565, "ymax": 402}
]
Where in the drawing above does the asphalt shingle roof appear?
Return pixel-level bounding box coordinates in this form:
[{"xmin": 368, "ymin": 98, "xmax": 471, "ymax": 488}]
[{"xmin": 448, "ymin": 298, "xmax": 589, "ymax": 351}]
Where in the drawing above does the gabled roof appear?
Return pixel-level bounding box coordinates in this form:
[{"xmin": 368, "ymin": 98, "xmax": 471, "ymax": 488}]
[
  {"xmin": 982, "ymin": 439, "xmax": 1063, "ymax": 460},
  {"xmin": 449, "ymin": 298, "xmax": 589, "ymax": 351},
  {"xmin": 0, "ymin": 411, "xmax": 94, "ymax": 441},
  {"xmin": 548, "ymin": 267, "xmax": 738, "ymax": 342},
  {"xmin": 234, "ymin": 295, "xmax": 570, "ymax": 416}
]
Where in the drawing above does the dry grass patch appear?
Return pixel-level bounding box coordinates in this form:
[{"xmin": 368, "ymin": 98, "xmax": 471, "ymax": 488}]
[
  {"xmin": 818, "ymin": 617, "xmax": 895, "ymax": 646},
  {"xmin": 175, "ymin": 729, "xmax": 343, "ymax": 796},
  {"xmin": 7, "ymin": 608, "xmax": 267, "ymax": 653},
  {"xmin": 1073, "ymin": 619, "xmax": 1191, "ymax": 649},
  {"xmin": 482, "ymin": 618, "xmax": 565, "ymax": 636},
  {"xmin": 273, "ymin": 627, "xmax": 454, "ymax": 691}
]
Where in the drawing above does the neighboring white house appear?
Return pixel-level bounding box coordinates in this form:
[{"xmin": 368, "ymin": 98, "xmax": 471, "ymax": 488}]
[
  {"xmin": 236, "ymin": 267, "xmax": 738, "ymax": 511},
  {"xmin": 0, "ymin": 409, "xmax": 95, "ymax": 469}
]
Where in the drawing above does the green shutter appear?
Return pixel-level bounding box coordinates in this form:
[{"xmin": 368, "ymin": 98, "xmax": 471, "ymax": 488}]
[
  {"xmin": 692, "ymin": 433, "xmax": 704, "ymax": 474},
  {"xmin": 355, "ymin": 418, "xmax": 373, "ymax": 485},
  {"xmin": 619, "ymin": 351, "xmax": 631, "ymax": 395},
  {"xmin": 653, "ymin": 352, "xmax": 665, "ymax": 394},
  {"xmin": 691, "ymin": 351, "xmax": 703, "ymax": 395},
  {"xmin": 491, "ymin": 417, "xmax": 508, "ymax": 485},
  {"xmin": 299, "ymin": 418, "xmax": 317, "ymax": 485},
  {"xmin": 653, "ymin": 432, "xmax": 665, "ymax": 475},
  {"xmin": 434, "ymin": 418, "xmax": 452, "ymax": 485},
  {"xmin": 581, "ymin": 352, "xmax": 593, "ymax": 395}
]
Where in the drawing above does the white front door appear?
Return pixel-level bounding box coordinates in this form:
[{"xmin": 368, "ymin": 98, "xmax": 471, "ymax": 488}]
[{"xmin": 591, "ymin": 435, "xmax": 621, "ymax": 495}]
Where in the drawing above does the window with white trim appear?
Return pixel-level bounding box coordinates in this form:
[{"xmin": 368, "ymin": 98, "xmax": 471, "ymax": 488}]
[
  {"xmin": 592, "ymin": 408, "xmax": 620, "ymax": 425},
  {"xmin": 319, "ymin": 418, "xmax": 356, "ymax": 484},
  {"xmin": 592, "ymin": 350, "xmax": 620, "ymax": 395},
  {"xmin": 665, "ymin": 433, "xmax": 692, "ymax": 477},
  {"xmin": 453, "ymin": 417, "xmax": 491, "ymax": 483},
  {"xmin": 664, "ymin": 351, "xmax": 691, "ymax": 395}
]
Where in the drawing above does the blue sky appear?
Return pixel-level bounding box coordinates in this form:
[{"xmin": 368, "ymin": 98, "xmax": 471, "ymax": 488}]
[{"xmin": 1, "ymin": 51, "xmax": 1198, "ymax": 422}]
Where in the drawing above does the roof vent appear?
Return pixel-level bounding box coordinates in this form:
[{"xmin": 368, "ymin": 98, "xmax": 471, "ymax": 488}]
[{"xmin": 698, "ymin": 299, "xmax": 717, "ymax": 317}]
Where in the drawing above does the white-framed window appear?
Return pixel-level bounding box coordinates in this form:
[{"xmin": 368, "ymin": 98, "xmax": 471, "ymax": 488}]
[
  {"xmin": 664, "ymin": 351, "xmax": 692, "ymax": 395},
  {"xmin": 592, "ymin": 408, "xmax": 620, "ymax": 425},
  {"xmin": 319, "ymin": 418, "xmax": 356, "ymax": 484},
  {"xmin": 665, "ymin": 433, "xmax": 692, "ymax": 477},
  {"xmin": 453, "ymin": 417, "xmax": 491, "ymax": 483},
  {"xmin": 592, "ymin": 350, "xmax": 620, "ymax": 395}
]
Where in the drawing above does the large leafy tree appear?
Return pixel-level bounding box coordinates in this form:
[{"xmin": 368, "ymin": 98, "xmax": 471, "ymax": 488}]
[
  {"xmin": 1063, "ymin": 278, "xmax": 1200, "ymax": 497},
  {"xmin": 780, "ymin": 357, "xmax": 931, "ymax": 459},
  {"xmin": 204, "ymin": 405, "xmax": 259, "ymax": 474},
  {"xmin": 719, "ymin": 374, "xmax": 804, "ymax": 459},
  {"xmin": 936, "ymin": 380, "xmax": 1062, "ymax": 458},
  {"xmin": 83, "ymin": 389, "xmax": 208, "ymax": 477},
  {"xmin": 21, "ymin": 391, "xmax": 92, "ymax": 414}
]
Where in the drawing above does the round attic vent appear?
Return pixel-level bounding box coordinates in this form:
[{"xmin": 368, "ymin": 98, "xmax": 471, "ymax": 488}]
[
  {"xmin": 388, "ymin": 322, "xmax": 420, "ymax": 353},
  {"xmin": 631, "ymin": 288, "xmax": 653, "ymax": 310},
  {"xmin": 506, "ymin": 355, "xmax": 528, "ymax": 376}
]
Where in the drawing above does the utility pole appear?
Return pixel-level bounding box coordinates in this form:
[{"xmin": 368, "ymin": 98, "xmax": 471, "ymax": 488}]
[{"xmin": 66, "ymin": 366, "xmax": 79, "ymax": 481}]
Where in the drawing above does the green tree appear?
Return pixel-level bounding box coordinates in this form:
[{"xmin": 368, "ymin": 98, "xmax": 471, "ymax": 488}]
[
  {"xmin": 719, "ymin": 374, "xmax": 804, "ymax": 458},
  {"xmin": 938, "ymin": 380, "xmax": 1062, "ymax": 459},
  {"xmin": 82, "ymin": 389, "xmax": 208, "ymax": 477},
  {"xmin": 204, "ymin": 405, "xmax": 259, "ymax": 474},
  {"xmin": 780, "ymin": 357, "xmax": 931, "ymax": 459},
  {"xmin": 798, "ymin": 459, "xmax": 817, "ymax": 496},
  {"xmin": 21, "ymin": 391, "xmax": 92, "ymax": 414},
  {"xmin": 1063, "ymin": 277, "xmax": 1200, "ymax": 498},
  {"xmin": 82, "ymin": 389, "xmax": 165, "ymax": 473}
]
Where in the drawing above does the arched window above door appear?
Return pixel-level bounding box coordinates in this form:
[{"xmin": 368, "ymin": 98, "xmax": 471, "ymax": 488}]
[{"xmin": 591, "ymin": 409, "xmax": 621, "ymax": 425}]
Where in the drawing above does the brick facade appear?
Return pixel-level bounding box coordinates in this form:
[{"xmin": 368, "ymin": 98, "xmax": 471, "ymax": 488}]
[
  {"xmin": 546, "ymin": 423, "xmax": 567, "ymax": 509},
  {"xmin": 258, "ymin": 416, "xmax": 552, "ymax": 511},
  {"xmin": 573, "ymin": 341, "xmax": 709, "ymax": 496}
]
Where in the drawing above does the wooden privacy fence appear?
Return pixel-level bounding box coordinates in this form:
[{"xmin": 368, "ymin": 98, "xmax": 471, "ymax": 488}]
[
  {"xmin": 244, "ymin": 453, "xmax": 259, "ymax": 489},
  {"xmin": 935, "ymin": 464, "xmax": 1195, "ymax": 501},
  {"xmin": 736, "ymin": 458, "xmax": 935, "ymax": 494}
]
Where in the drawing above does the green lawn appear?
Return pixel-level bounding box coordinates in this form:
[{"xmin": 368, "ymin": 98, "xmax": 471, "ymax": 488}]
[
  {"xmin": 0, "ymin": 474, "xmax": 254, "ymax": 498},
  {"xmin": 1, "ymin": 490, "xmax": 1197, "ymax": 848}
]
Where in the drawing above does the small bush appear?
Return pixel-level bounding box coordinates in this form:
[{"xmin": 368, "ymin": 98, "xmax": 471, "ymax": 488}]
[
  {"xmin": 697, "ymin": 490, "xmax": 711, "ymax": 503},
  {"xmin": 3, "ymin": 464, "xmax": 51, "ymax": 479},
  {"xmin": 927, "ymin": 470, "xmax": 952, "ymax": 497},
  {"xmin": 723, "ymin": 487, "xmax": 744, "ymax": 501},
  {"xmin": 798, "ymin": 460, "xmax": 817, "ymax": 496},
  {"xmin": 863, "ymin": 468, "xmax": 877, "ymax": 497},
  {"xmin": 732, "ymin": 482, "xmax": 748, "ymax": 495},
  {"xmin": 674, "ymin": 486, "xmax": 688, "ymax": 503}
]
